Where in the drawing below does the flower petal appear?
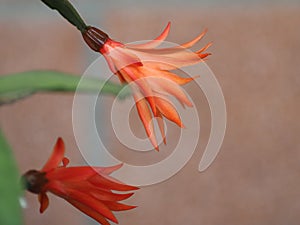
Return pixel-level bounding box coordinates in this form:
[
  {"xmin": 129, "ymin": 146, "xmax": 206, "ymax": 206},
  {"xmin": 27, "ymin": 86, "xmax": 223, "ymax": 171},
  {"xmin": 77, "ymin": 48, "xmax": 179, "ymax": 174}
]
[
  {"xmin": 133, "ymin": 92, "xmax": 159, "ymax": 151},
  {"xmin": 48, "ymin": 181, "xmax": 118, "ymax": 223},
  {"xmin": 38, "ymin": 193, "xmax": 49, "ymax": 213},
  {"xmin": 67, "ymin": 199, "xmax": 111, "ymax": 225},
  {"xmin": 123, "ymin": 67, "xmax": 157, "ymax": 115},
  {"xmin": 155, "ymin": 111, "xmax": 166, "ymax": 144},
  {"xmin": 89, "ymin": 173, "xmax": 139, "ymax": 191},
  {"xmin": 154, "ymin": 97, "xmax": 184, "ymax": 128},
  {"xmin": 41, "ymin": 138, "xmax": 65, "ymax": 172},
  {"xmin": 46, "ymin": 167, "xmax": 97, "ymax": 181},
  {"xmin": 108, "ymin": 47, "xmax": 142, "ymax": 71},
  {"xmin": 180, "ymin": 28, "xmax": 208, "ymax": 48},
  {"xmin": 196, "ymin": 41, "xmax": 213, "ymax": 54},
  {"xmin": 127, "ymin": 22, "xmax": 171, "ymax": 49},
  {"xmin": 130, "ymin": 47, "xmax": 205, "ymax": 70},
  {"xmin": 147, "ymin": 76, "xmax": 193, "ymax": 107},
  {"xmin": 103, "ymin": 201, "xmax": 137, "ymax": 211},
  {"xmin": 46, "ymin": 164, "xmax": 124, "ymax": 182},
  {"xmin": 141, "ymin": 65, "xmax": 195, "ymax": 85},
  {"xmin": 91, "ymin": 190, "xmax": 135, "ymax": 202}
]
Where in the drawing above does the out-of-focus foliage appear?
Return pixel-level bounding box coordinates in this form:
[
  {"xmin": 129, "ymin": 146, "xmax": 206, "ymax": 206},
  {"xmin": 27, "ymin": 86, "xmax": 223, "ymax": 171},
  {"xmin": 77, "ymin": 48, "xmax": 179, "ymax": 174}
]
[{"xmin": 0, "ymin": 130, "xmax": 23, "ymax": 225}]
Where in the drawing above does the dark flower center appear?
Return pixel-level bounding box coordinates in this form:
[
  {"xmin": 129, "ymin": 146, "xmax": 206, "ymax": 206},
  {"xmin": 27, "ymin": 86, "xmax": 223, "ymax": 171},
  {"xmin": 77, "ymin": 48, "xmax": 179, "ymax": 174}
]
[
  {"xmin": 21, "ymin": 170, "xmax": 48, "ymax": 194},
  {"xmin": 82, "ymin": 26, "xmax": 109, "ymax": 52}
]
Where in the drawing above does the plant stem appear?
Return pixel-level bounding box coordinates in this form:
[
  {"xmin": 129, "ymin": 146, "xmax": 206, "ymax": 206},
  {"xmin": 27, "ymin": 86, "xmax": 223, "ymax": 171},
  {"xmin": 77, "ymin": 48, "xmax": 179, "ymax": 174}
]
[{"xmin": 41, "ymin": 0, "xmax": 88, "ymax": 32}]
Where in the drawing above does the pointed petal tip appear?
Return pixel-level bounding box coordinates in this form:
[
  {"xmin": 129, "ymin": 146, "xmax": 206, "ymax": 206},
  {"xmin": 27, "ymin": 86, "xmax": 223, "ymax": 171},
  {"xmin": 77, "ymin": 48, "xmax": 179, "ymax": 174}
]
[
  {"xmin": 166, "ymin": 21, "xmax": 171, "ymax": 28},
  {"xmin": 128, "ymin": 205, "xmax": 138, "ymax": 210},
  {"xmin": 62, "ymin": 157, "xmax": 70, "ymax": 167},
  {"xmin": 41, "ymin": 137, "xmax": 66, "ymax": 172},
  {"xmin": 56, "ymin": 137, "xmax": 65, "ymax": 149},
  {"xmin": 38, "ymin": 193, "xmax": 49, "ymax": 214},
  {"xmin": 163, "ymin": 138, "xmax": 167, "ymax": 145},
  {"xmin": 196, "ymin": 42, "xmax": 213, "ymax": 54},
  {"xmin": 125, "ymin": 185, "xmax": 140, "ymax": 191}
]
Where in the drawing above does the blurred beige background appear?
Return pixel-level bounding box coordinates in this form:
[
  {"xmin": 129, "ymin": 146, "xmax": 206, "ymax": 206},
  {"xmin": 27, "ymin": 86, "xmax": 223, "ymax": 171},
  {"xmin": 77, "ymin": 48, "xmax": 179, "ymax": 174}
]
[{"xmin": 1, "ymin": 1, "xmax": 300, "ymax": 225}]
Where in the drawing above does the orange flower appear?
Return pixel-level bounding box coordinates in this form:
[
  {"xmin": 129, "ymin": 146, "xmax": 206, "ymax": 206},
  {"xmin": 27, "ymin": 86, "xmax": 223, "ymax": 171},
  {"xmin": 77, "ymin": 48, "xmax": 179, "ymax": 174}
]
[
  {"xmin": 22, "ymin": 138, "xmax": 138, "ymax": 225},
  {"xmin": 82, "ymin": 22, "xmax": 211, "ymax": 150}
]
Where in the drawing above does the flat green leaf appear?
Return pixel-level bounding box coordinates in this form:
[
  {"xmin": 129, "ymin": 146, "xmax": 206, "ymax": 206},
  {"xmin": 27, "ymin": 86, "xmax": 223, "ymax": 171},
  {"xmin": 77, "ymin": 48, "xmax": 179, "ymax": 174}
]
[
  {"xmin": 0, "ymin": 130, "xmax": 23, "ymax": 225},
  {"xmin": 0, "ymin": 70, "xmax": 131, "ymax": 105}
]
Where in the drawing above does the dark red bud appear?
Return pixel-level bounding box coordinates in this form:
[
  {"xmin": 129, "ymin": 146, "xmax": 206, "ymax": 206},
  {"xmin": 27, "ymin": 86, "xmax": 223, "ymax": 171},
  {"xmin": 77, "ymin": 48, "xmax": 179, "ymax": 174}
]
[
  {"xmin": 82, "ymin": 26, "xmax": 109, "ymax": 52},
  {"xmin": 22, "ymin": 170, "xmax": 48, "ymax": 194}
]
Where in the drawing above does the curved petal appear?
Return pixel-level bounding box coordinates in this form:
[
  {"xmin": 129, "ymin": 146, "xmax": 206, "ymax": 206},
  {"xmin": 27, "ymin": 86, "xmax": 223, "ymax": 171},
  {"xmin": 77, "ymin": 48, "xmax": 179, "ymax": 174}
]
[
  {"xmin": 46, "ymin": 167, "xmax": 97, "ymax": 181},
  {"xmin": 126, "ymin": 22, "xmax": 171, "ymax": 49},
  {"xmin": 180, "ymin": 28, "xmax": 208, "ymax": 48},
  {"xmin": 47, "ymin": 164, "xmax": 124, "ymax": 182},
  {"xmin": 123, "ymin": 67, "xmax": 157, "ymax": 115},
  {"xmin": 41, "ymin": 138, "xmax": 65, "ymax": 172},
  {"xmin": 140, "ymin": 66, "xmax": 195, "ymax": 85},
  {"xmin": 67, "ymin": 199, "xmax": 111, "ymax": 225},
  {"xmin": 196, "ymin": 41, "xmax": 213, "ymax": 54},
  {"xmin": 133, "ymin": 92, "xmax": 159, "ymax": 151},
  {"xmin": 98, "ymin": 164, "xmax": 123, "ymax": 175},
  {"xmin": 102, "ymin": 201, "xmax": 137, "ymax": 211},
  {"xmin": 155, "ymin": 111, "xmax": 166, "ymax": 145},
  {"xmin": 38, "ymin": 193, "xmax": 49, "ymax": 213},
  {"xmin": 147, "ymin": 76, "xmax": 193, "ymax": 107},
  {"xmin": 89, "ymin": 173, "xmax": 139, "ymax": 191},
  {"xmin": 130, "ymin": 47, "xmax": 205, "ymax": 69},
  {"xmin": 91, "ymin": 191, "xmax": 135, "ymax": 202},
  {"xmin": 48, "ymin": 181, "xmax": 117, "ymax": 223},
  {"xmin": 154, "ymin": 96, "xmax": 184, "ymax": 128},
  {"xmin": 108, "ymin": 47, "xmax": 142, "ymax": 71}
]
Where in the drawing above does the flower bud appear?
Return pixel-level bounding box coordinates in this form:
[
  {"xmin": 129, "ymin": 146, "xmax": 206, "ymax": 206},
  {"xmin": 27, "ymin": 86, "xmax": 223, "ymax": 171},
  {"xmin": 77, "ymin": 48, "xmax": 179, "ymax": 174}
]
[
  {"xmin": 82, "ymin": 26, "xmax": 109, "ymax": 52},
  {"xmin": 22, "ymin": 170, "xmax": 48, "ymax": 194}
]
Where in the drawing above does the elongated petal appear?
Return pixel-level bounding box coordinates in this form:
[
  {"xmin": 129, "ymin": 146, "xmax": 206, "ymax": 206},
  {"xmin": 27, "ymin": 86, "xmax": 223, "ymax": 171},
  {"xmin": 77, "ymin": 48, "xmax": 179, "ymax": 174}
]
[
  {"xmin": 103, "ymin": 53, "xmax": 119, "ymax": 74},
  {"xmin": 140, "ymin": 65, "xmax": 195, "ymax": 85},
  {"xmin": 155, "ymin": 111, "xmax": 166, "ymax": 144},
  {"xmin": 91, "ymin": 190, "xmax": 135, "ymax": 202},
  {"xmin": 102, "ymin": 201, "xmax": 137, "ymax": 211},
  {"xmin": 196, "ymin": 41, "xmax": 213, "ymax": 54},
  {"xmin": 130, "ymin": 48, "xmax": 204, "ymax": 69},
  {"xmin": 123, "ymin": 67, "xmax": 157, "ymax": 115},
  {"xmin": 60, "ymin": 180, "xmax": 136, "ymax": 201},
  {"xmin": 67, "ymin": 199, "xmax": 111, "ymax": 225},
  {"xmin": 127, "ymin": 22, "xmax": 171, "ymax": 49},
  {"xmin": 41, "ymin": 138, "xmax": 65, "ymax": 172},
  {"xmin": 147, "ymin": 76, "xmax": 193, "ymax": 107},
  {"xmin": 180, "ymin": 28, "xmax": 207, "ymax": 48},
  {"xmin": 46, "ymin": 164, "xmax": 123, "ymax": 182},
  {"xmin": 108, "ymin": 48, "xmax": 142, "ymax": 71},
  {"xmin": 89, "ymin": 173, "xmax": 139, "ymax": 191},
  {"xmin": 133, "ymin": 92, "xmax": 159, "ymax": 150},
  {"xmin": 46, "ymin": 167, "xmax": 97, "ymax": 181},
  {"xmin": 38, "ymin": 193, "xmax": 49, "ymax": 213},
  {"xmin": 98, "ymin": 164, "xmax": 123, "ymax": 175},
  {"xmin": 154, "ymin": 97, "xmax": 184, "ymax": 128},
  {"xmin": 48, "ymin": 181, "xmax": 117, "ymax": 223}
]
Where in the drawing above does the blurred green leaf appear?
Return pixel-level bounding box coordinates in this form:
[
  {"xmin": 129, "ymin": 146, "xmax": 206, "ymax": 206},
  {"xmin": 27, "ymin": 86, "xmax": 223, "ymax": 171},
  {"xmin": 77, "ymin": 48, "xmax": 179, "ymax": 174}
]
[
  {"xmin": 0, "ymin": 130, "xmax": 23, "ymax": 225},
  {"xmin": 0, "ymin": 70, "xmax": 131, "ymax": 105}
]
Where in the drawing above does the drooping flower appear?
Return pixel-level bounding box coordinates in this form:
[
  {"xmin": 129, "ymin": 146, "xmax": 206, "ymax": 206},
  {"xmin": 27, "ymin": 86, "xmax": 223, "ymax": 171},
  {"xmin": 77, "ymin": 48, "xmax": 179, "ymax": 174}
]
[
  {"xmin": 82, "ymin": 22, "xmax": 211, "ymax": 150},
  {"xmin": 22, "ymin": 138, "xmax": 138, "ymax": 225}
]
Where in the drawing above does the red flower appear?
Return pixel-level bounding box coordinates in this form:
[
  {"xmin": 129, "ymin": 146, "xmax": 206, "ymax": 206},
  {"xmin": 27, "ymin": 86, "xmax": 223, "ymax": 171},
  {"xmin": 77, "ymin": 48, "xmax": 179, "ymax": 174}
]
[
  {"xmin": 82, "ymin": 23, "xmax": 211, "ymax": 150},
  {"xmin": 22, "ymin": 138, "xmax": 138, "ymax": 225}
]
